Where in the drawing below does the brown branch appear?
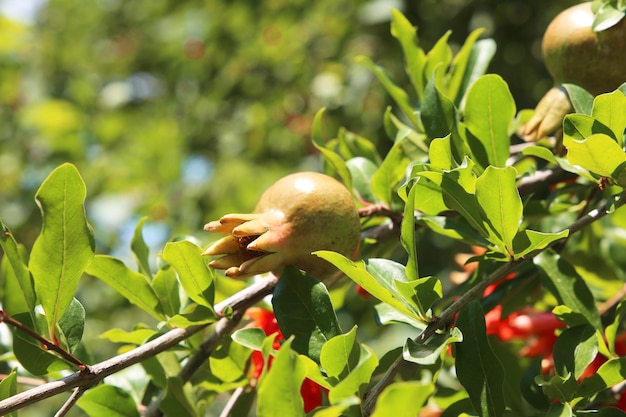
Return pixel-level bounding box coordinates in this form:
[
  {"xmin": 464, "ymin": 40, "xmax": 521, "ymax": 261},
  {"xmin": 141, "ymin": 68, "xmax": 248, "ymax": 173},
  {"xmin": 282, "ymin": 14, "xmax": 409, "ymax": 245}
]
[{"xmin": 0, "ymin": 275, "xmax": 278, "ymax": 416}]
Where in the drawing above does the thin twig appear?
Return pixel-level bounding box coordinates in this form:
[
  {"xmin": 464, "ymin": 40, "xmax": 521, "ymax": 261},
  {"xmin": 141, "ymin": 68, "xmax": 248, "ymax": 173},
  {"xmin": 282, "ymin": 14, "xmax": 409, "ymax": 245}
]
[
  {"xmin": 54, "ymin": 388, "xmax": 86, "ymax": 417},
  {"xmin": 0, "ymin": 275, "xmax": 278, "ymax": 416}
]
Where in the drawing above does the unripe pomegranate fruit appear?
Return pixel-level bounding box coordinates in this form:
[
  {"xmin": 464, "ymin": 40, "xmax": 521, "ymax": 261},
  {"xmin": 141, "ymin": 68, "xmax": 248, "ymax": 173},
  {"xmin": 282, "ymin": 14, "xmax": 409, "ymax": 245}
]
[
  {"xmin": 520, "ymin": 2, "xmax": 626, "ymax": 143},
  {"xmin": 202, "ymin": 172, "xmax": 361, "ymax": 280}
]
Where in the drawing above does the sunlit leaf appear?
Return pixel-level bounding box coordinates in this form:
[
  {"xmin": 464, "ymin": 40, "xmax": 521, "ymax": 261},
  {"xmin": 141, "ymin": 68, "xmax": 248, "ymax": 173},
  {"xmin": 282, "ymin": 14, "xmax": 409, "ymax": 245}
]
[
  {"xmin": 553, "ymin": 325, "xmax": 597, "ymax": 380},
  {"xmin": 591, "ymin": 90, "xmax": 626, "ymax": 146},
  {"xmin": 257, "ymin": 338, "xmax": 306, "ymax": 417},
  {"xmin": 562, "ymin": 84, "xmax": 593, "ymax": 115},
  {"xmin": 151, "ymin": 267, "xmax": 181, "ymax": 317},
  {"xmin": 370, "ymin": 381, "xmax": 435, "ymax": 417},
  {"xmin": 423, "ymin": 31, "xmax": 452, "ymax": 88},
  {"xmin": 455, "ymin": 38, "xmax": 496, "ymax": 108},
  {"xmin": 131, "ymin": 217, "xmax": 152, "ymax": 278},
  {"xmin": 312, "ymin": 108, "xmax": 352, "ymax": 190},
  {"xmin": 161, "ymin": 240, "xmax": 215, "ymax": 309},
  {"xmin": 328, "ymin": 344, "xmax": 378, "ymax": 404},
  {"xmin": 511, "ymin": 229, "xmax": 569, "ymax": 260},
  {"xmin": 421, "ymin": 75, "xmax": 456, "ymax": 141},
  {"xmin": 403, "ymin": 327, "xmax": 462, "ymax": 365},
  {"xmin": 394, "ymin": 276, "xmax": 442, "ymax": 318},
  {"xmin": 400, "ymin": 181, "xmax": 419, "ymax": 280},
  {"xmin": 0, "ymin": 219, "xmax": 35, "ymax": 318},
  {"xmin": 29, "ymin": 163, "xmax": 95, "ymax": 339},
  {"xmin": 566, "ymin": 133, "xmax": 626, "ymax": 185},
  {"xmin": 390, "ymin": 9, "xmax": 426, "ymax": 100},
  {"xmin": 463, "ymin": 75, "xmax": 515, "ymax": 169},
  {"xmin": 346, "ymin": 157, "xmax": 379, "ymax": 204},
  {"xmin": 371, "ymin": 132, "xmax": 411, "ymax": 204},
  {"xmin": 320, "ymin": 326, "xmax": 360, "ymax": 383},
  {"xmin": 447, "ymin": 28, "xmax": 484, "ymax": 105},
  {"xmin": 0, "ymin": 369, "xmax": 17, "ymax": 417},
  {"xmin": 86, "ymin": 255, "xmax": 164, "ymax": 321},
  {"xmin": 577, "ymin": 357, "xmax": 626, "ymax": 398}
]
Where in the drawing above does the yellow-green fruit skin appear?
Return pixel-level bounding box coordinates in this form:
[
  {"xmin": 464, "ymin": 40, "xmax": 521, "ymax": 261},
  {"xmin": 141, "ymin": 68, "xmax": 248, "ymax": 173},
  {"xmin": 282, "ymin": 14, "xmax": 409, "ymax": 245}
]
[
  {"xmin": 254, "ymin": 172, "xmax": 361, "ymax": 279},
  {"xmin": 542, "ymin": 2, "xmax": 626, "ymax": 96}
]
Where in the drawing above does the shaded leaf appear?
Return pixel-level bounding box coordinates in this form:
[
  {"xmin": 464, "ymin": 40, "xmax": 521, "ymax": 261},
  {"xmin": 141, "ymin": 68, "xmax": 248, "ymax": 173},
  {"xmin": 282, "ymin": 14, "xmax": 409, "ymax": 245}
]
[
  {"xmin": 76, "ymin": 384, "xmax": 140, "ymax": 417},
  {"xmin": 312, "ymin": 108, "xmax": 352, "ymax": 190},
  {"xmin": 403, "ymin": 327, "xmax": 462, "ymax": 365},
  {"xmin": 131, "ymin": 217, "xmax": 152, "ymax": 278},
  {"xmin": 273, "ymin": 267, "xmax": 341, "ymax": 363},
  {"xmin": 0, "ymin": 219, "xmax": 35, "ymax": 317}
]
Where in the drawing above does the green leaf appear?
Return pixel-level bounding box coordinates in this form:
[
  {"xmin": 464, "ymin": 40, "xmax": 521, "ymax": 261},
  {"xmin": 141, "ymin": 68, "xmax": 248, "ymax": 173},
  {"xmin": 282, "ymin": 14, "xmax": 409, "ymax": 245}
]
[
  {"xmin": 553, "ymin": 325, "xmax": 597, "ymax": 380},
  {"xmin": 394, "ymin": 276, "xmax": 442, "ymax": 318},
  {"xmin": 403, "ymin": 327, "xmax": 462, "ymax": 365},
  {"xmin": 257, "ymin": 338, "xmax": 306, "ymax": 417},
  {"xmin": 511, "ymin": 229, "xmax": 569, "ymax": 260},
  {"xmin": 131, "ymin": 217, "xmax": 152, "ymax": 278},
  {"xmin": 29, "ymin": 163, "xmax": 95, "ymax": 339},
  {"xmin": 328, "ymin": 344, "xmax": 378, "ymax": 404},
  {"xmin": 562, "ymin": 84, "xmax": 593, "ymax": 115},
  {"xmin": 423, "ymin": 31, "xmax": 452, "ymax": 87},
  {"xmin": 606, "ymin": 300, "xmax": 626, "ymax": 356},
  {"xmin": 314, "ymin": 252, "xmax": 420, "ymax": 321},
  {"xmin": 232, "ymin": 328, "xmax": 269, "ymax": 351},
  {"xmin": 400, "ymin": 181, "xmax": 419, "ymax": 281},
  {"xmin": 161, "ymin": 240, "xmax": 215, "ymax": 309},
  {"xmin": 534, "ymin": 250, "xmax": 602, "ymax": 331},
  {"xmin": 429, "ymin": 135, "xmax": 454, "ymax": 170},
  {"xmin": 151, "ymin": 267, "xmax": 181, "ymax": 317},
  {"xmin": 370, "ymin": 381, "xmax": 435, "ymax": 417},
  {"xmin": 208, "ymin": 337, "xmax": 251, "ymax": 383},
  {"xmin": 577, "ymin": 357, "xmax": 626, "ymax": 398},
  {"xmin": 320, "ymin": 326, "xmax": 360, "ymax": 383},
  {"xmin": 455, "ymin": 38, "xmax": 496, "ymax": 108},
  {"xmin": 160, "ymin": 377, "xmax": 197, "ymax": 417},
  {"xmin": 357, "ymin": 55, "xmax": 420, "ymax": 129},
  {"xmin": 455, "ymin": 300, "xmax": 505, "ymax": 417},
  {"xmin": 463, "ymin": 75, "xmax": 515, "ymax": 169},
  {"xmin": 520, "ymin": 145, "xmax": 557, "ymax": 165},
  {"xmin": 592, "ymin": 3, "xmax": 626, "ymax": 31},
  {"xmin": 545, "ymin": 403, "xmax": 573, "ymax": 417},
  {"xmin": 374, "ymin": 303, "xmax": 427, "ymax": 330},
  {"xmin": 0, "ymin": 369, "xmax": 17, "ymax": 417},
  {"xmin": 272, "ymin": 267, "xmax": 341, "ymax": 363},
  {"xmin": 99, "ymin": 328, "xmax": 157, "ymax": 345},
  {"xmin": 166, "ymin": 304, "xmax": 216, "ymax": 327},
  {"xmin": 475, "ymin": 166, "xmax": 522, "ymax": 256},
  {"xmin": 371, "ymin": 132, "xmax": 411, "ymax": 204},
  {"xmin": 447, "ymin": 28, "xmax": 484, "ymax": 104},
  {"xmin": 0, "ymin": 219, "xmax": 35, "ymax": 317},
  {"xmin": 346, "ymin": 157, "xmax": 379, "ymax": 204},
  {"xmin": 591, "ymin": 90, "xmax": 626, "ymax": 146},
  {"xmin": 411, "ymin": 172, "xmax": 448, "ymax": 215},
  {"xmin": 390, "ymin": 9, "xmax": 426, "ymax": 100},
  {"xmin": 563, "ymin": 114, "xmax": 614, "ymax": 144},
  {"xmin": 58, "ymin": 297, "xmax": 85, "ymax": 353},
  {"xmin": 421, "ymin": 76, "xmax": 456, "ymax": 141},
  {"xmin": 76, "ymin": 384, "xmax": 140, "ymax": 417},
  {"xmin": 312, "ymin": 108, "xmax": 352, "ymax": 190},
  {"xmin": 566, "ymin": 133, "xmax": 626, "ymax": 184},
  {"xmin": 86, "ymin": 255, "xmax": 164, "ymax": 321}
]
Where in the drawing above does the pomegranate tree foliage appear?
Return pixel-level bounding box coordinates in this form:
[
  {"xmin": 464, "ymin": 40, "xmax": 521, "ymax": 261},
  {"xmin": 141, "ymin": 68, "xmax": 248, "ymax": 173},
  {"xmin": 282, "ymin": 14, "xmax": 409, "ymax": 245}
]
[{"xmin": 2, "ymin": 9, "xmax": 626, "ymax": 417}]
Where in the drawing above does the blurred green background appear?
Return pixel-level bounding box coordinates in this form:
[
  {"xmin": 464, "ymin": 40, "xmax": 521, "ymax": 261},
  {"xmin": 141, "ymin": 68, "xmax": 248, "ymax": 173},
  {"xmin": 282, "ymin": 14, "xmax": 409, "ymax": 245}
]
[{"xmin": 0, "ymin": 0, "xmax": 580, "ymax": 414}]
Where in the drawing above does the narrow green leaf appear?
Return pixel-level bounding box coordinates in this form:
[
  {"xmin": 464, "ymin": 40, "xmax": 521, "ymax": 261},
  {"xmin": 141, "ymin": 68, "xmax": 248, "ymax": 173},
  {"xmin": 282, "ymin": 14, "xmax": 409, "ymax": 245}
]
[
  {"xmin": 394, "ymin": 276, "xmax": 442, "ymax": 318},
  {"xmin": 320, "ymin": 326, "xmax": 360, "ymax": 382},
  {"xmin": 511, "ymin": 229, "xmax": 569, "ymax": 260},
  {"xmin": 475, "ymin": 166, "xmax": 522, "ymax": 256},
  {"xmin": 455, "ymin": 38, "xmax": 496, "ymax": 108},
  {"xmin": 161, "ymin": 240, "xmax": 215, "ymax": 309},
  {"xmin": 311, "ymin": 108, "xmax": 352, "ymax": 190},
  {"xmin": 336, "ymin": 128, "xmax": 382, "ymax": 164},
  {"xmin": 591, "ymin": 90, "xmax": 626, "ymax": 146},
  {"xmin": 455, "ymin": 300, "xmax": 505, "ymax": 417},
  {"xmin": 371, "ymin": 131, "xmax": 411, "ymax": 204},
  {"xmin": 0, "ymin": 219, "xmax": 35, "ymax": 317},
  {"xmin": 131, "ymin": 217, "xmax": 152, "ymax": 278},
  {"xmin": 520, "ymin": 145, "xmax": 557, "ymax": 165},
  {"xmin": 534, "ymin": 250, "xmax": 602, "ymax": 330},
  {"xmin": 463, "ymin": 75, "xmax": 515, "ymax": 169},
  {"xmin": 403, "ymin": 327, "xmax": 462, "ymax": 365},
  {"xmin": 151, "ymin": 267, "xmax": 181, "ymax": 317},
  {"xmin": 390, "ymin": 9, "xmax": 426, "ymax": 100},
  {"xmin": 423, "ymin": 31, "xmax": 452, "ymax": 87},
  {"xmin": 421, "ymin": 76, "xmax": 456, "ymax": 141},
  {"xmin": 606, "ymin": 300, "xmax": 626, "ymax": 356},
  {"xmin": 99, "ymin": 328, "xmax": 157, "ymax": 345},
  {"xmin": 257, "ymin": 338, "xmax": 306, "ymax": 417},
  {"xmin": 29, "ymin": 163, "xmax": 95, "ymax": 339},
  {"xmin": 0, "ymin": 369, "xmax": 17, "ymax": 417},
  {"xmin": 328, "ymin": 344, "xmax": 378, "ymax": 404},
  {"xmin": 357, "ymin": 55, "xmax": 420, "ymax": 129},
  {"xmin": 76, "ymin": 384, "xmax": 140, "ymax": 417},
  {"xmin": 346, "ymin": 157, "xmax": 379, "ymax": 204},
  {"xmin": 272, "ymin": 267, "xmax": 341, "ymax": 363},
  {"xmin": 86, "ymin": 255, "xmax": 164, "ymax": 321},
  {"xmin": 400, "ymin": 181, "xmax": 419, "ymax": 280},
  {"xmin": 374, "ymin": 303, "xmax": 427, "ymax": 330},
  {"xmin": 447, "ymin": 28, "xmax": 484, "ymax": 104},
  {"xmin": 314, "ymin": 252, "xmax": 420, "ymax": 321},
  {"xmin": 370, "ymin": 381, "xmax": 435, "ymax": 417}
]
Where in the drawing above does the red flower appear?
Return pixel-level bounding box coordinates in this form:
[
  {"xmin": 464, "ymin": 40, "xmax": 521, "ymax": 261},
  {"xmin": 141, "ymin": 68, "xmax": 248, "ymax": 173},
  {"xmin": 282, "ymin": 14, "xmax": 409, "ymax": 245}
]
[{"xmin": 245, "ymin": 307, "xmax": 326, "ymax": 412}]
